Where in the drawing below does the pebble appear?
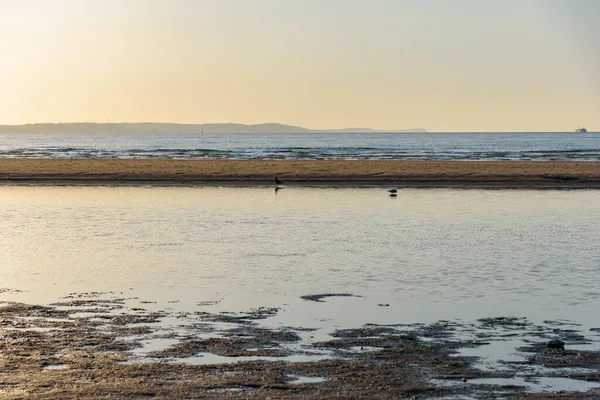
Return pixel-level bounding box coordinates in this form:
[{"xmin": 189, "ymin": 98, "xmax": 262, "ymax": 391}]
[{"xmin": 547, "ymin": 339, "xmax": 565, "ymax": 349}]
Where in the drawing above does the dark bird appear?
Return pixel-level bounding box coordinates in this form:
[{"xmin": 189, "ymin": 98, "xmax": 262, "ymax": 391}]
[
  {"xmin": 387, "ymin": 188, "xmax": 398, "ymax": 194},
  {"xmin": 275, "ymin": 177, "xmax": 284, "ymax": 185}
]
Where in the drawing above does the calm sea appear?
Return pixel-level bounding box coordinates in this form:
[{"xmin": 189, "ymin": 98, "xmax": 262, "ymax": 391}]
[{"xmin": 1, "ymin": 132, "xmax": 599, "ymax": 160}]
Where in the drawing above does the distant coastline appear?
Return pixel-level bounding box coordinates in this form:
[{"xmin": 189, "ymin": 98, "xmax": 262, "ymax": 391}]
[{"xmin": 0, "ymin": 122, "xmax": 427, "ymax": 134}]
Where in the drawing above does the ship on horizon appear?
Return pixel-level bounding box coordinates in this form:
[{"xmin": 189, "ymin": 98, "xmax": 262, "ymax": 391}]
[{"xmin": 575, "ymin": 126, "xmax": 587, "ymax": 133}]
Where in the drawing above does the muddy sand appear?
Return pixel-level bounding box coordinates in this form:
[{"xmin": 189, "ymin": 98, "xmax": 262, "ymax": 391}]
[
  {"xmin": 1, "ymin": 294, "xmax": 599, "ymax": 399},
  {"xmin": 2, "ymin": 159, "xmax": 600, "ymax": 187}
]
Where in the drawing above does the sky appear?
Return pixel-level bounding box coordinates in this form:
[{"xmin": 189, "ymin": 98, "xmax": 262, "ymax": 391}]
[{"xmin": 1, "ymin": 0, "xmax": 599, "ymax": 132}]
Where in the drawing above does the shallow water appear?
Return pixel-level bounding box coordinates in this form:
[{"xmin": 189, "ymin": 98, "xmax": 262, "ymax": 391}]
[
  {"xmin": 433, "ymin": 377, "xmax": 600, "ymax": 393},
  {"xmin": 1, "ymin": 186, "xmax": 599, "ymax": 331}
]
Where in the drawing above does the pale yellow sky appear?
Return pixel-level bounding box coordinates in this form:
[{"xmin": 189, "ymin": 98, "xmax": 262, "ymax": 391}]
[{"xmin": 1, "ymin": 0, "xmax": 598, "ymax": 131}]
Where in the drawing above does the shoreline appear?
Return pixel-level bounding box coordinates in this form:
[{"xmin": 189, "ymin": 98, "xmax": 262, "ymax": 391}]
[
  {"xmin": 2, "ymin": 159, "xmax": 600, "ymax": 188},
  {"xmin": 2, "ymin": 295, "xmax": 599, "ymax": 399}
]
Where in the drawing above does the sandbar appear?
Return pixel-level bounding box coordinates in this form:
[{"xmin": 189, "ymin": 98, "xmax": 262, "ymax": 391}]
[{"xmin": 2, "ymin": 159, "xmax": 600, "ymax": 188}]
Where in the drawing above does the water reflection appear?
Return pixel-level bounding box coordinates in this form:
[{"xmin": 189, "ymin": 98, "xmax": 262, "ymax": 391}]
[{"xmin": 0, "ymin": 186, "xmax": 599, "ymax": 327}]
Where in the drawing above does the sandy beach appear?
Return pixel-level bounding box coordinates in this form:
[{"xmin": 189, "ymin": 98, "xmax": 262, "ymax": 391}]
[{"xmin": 2, "ymin": 159, "xmax": 600, "ymax": 187}]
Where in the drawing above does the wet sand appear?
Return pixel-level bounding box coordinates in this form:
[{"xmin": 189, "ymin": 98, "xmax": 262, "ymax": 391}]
[
  {"xmin": 2, "ymin": 159, "xmax": 600, "ymax": 187},
  {"xmin": 1, "ymin": 297, "xmax": 599, "ymax": 399}
]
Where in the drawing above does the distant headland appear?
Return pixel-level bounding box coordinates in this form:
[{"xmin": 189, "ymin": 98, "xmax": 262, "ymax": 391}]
[{"xmin": 0, "ymin": 122, "xmax": 427, "ymax": 134}]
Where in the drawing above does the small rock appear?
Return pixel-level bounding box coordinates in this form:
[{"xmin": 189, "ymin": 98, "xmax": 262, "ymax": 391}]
[{"xmin": 547, "ymin": 339, "xmax": 565, "ymax": 349}]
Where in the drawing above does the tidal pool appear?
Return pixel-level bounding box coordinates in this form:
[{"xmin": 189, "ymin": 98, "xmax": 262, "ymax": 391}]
[{"xmin": 1, "ymin": 186, "xmax": 599, "ymax": 329}]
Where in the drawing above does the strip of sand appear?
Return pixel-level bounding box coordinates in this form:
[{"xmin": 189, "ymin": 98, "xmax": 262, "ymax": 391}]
[{"xmin": 1, "ymin": 159, "xmax": 600, "ymax": 188}]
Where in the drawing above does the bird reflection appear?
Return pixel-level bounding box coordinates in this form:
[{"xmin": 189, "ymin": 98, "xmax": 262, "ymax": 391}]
[{"xmin": 274, "ymin": 177, "xmax": 284, "ymax": 194}]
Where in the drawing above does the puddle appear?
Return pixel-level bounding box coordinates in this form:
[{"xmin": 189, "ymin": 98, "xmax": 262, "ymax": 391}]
[
  {"xmin": 575, "ymin": 341, "xmax": 600, "ymax": 352},
  {"xmin": 183, "ymin": 352, "xmax": 332, "ymax": 365},
  {"xmin": 349, "ymin": 346, "xmax": 383, "ymax": 352},
  {"xmin": 457, "ymin": 338, "xmax": 528, "ymax": 371},
  {"xmin": 43, "ymin": 364, "xmax": 68, "ymax": 370},
  {"xmin": 206, "ymin": 387, "xmax": 245, "ymax": 392},
  {"xmin": 434, "ymin": 376, "xmax": 600, "ymax": 394},
  {"xmin": 287, "ymin": 375, "xmax": 327, "ymax": 384},
  {"xmin": 471, "ymin": 377, "xmax": 600, "ymax": 393},
  {"xmin": 130, "ymin": 338, "xmax": 181, "ymax": 357},
  {"xmin": 70, "ymin": 312, "xmax": 105, "ymax": 319}
]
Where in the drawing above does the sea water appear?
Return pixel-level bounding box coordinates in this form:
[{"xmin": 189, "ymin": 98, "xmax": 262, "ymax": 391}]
[
  {"xmin": 1, "ymin": 131, "xmax": 599, "ymax": 160},
  {"xmin": 1, "ymin": 186, "xmax": 599, "ymax": 331}
]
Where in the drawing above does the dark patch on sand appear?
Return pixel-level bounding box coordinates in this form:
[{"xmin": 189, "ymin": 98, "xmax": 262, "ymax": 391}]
[
  {"xmin": 0, "ymin": 288, "xmax": 24, "ymax": 294},
  {"xmin": 300, "ymin": 293, "xmax": 360, "ymax": 302}
]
